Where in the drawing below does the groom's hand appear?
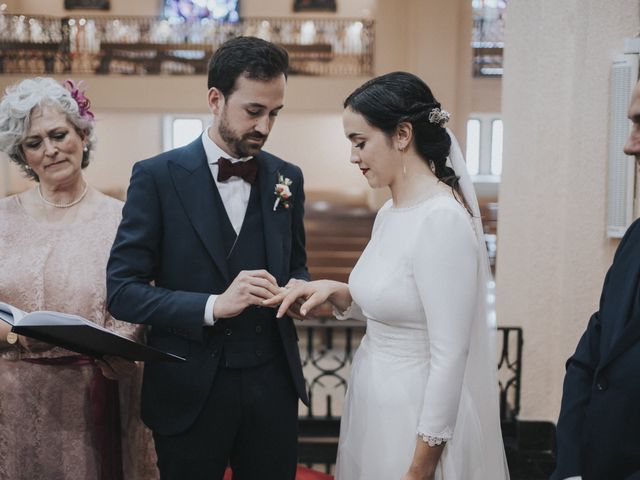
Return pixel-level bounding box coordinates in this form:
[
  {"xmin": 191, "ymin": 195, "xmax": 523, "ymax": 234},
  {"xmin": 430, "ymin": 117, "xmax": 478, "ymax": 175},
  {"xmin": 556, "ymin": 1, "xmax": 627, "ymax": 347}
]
[{"xmin": 213, "ymin": 270, "xmax": 281, "ymax": 319}]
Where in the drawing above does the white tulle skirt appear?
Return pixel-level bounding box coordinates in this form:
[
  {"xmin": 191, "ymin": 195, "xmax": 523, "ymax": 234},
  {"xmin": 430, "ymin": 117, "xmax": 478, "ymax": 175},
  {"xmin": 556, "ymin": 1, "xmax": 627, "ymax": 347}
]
[{"xmin": 335, "ymin": 321, "xmax": 508, "ymax": 480}]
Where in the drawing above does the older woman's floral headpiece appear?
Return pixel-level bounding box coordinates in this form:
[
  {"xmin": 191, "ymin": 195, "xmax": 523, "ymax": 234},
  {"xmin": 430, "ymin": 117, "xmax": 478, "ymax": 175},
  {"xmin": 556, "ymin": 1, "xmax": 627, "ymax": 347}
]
[{"xmin": 63, "ymin": 79, "xmax": 95, "ymax": 123}]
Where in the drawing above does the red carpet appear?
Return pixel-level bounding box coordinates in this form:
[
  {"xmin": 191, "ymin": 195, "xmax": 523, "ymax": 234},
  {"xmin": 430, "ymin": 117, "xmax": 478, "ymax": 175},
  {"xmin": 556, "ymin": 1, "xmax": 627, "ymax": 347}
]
[{"xmin": 224, "ymin": 466, "xmax": 333, "ymax": 479}]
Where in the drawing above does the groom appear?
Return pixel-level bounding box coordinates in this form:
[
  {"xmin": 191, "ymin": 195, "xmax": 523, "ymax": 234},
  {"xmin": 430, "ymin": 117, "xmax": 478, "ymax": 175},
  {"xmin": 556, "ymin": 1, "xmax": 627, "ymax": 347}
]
[{"xmin": 107, "ymin": 36, "xmax": 309, "ymax": 479}]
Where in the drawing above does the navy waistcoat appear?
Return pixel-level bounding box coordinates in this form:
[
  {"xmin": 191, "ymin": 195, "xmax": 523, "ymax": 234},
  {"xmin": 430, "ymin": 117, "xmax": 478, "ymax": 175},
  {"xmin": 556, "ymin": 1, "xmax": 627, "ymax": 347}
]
[{"xmin": 208, "ymin": 181, "xmax": 283, "ymax": 368}]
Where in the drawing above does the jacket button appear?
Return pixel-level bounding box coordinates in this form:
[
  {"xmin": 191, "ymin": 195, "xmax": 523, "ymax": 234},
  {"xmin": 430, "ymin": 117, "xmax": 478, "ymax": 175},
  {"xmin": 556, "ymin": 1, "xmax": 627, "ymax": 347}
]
[
  {"xmin": 596, "ymin": 379, "xmax": 608, "ymax": 391},
  {"xmin": 255, "ymin": 325, "xmax": 263, "ymax": 334},
  {"xmin": 211, "ymin": 348, "xmax": 219, "ymax": 358},
  {"xmin": 225, "ymin": 328, "xmax": 232, "ymax": 336},
  {"xmin": 255, "ymin": 349, "xmax": 262, "ymax": 357}
]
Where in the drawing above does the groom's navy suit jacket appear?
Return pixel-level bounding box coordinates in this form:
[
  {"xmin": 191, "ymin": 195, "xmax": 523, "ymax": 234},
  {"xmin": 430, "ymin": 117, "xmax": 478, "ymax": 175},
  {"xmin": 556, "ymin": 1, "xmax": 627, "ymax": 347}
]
[
  {"xmin": 552, "ymin": 218, "xmax": 640, "ymax": 480},
  {"xmin": 106, "ymin": 137, "xmax": 309, "ymax": 436}
]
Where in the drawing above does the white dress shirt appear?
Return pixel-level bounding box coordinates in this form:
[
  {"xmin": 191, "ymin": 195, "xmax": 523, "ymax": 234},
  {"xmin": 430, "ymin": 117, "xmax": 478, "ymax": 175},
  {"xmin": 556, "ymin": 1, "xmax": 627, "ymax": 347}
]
[{"xmin": 200, "ymin": 129, "xmax": 253, "ymax": 325}]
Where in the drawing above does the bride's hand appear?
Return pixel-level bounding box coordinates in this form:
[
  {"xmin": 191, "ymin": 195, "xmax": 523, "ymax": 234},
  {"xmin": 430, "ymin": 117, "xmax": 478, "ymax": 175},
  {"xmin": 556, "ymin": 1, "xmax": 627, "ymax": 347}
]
[
  {"xmin": 401, "ymin": 471, "xmax": 434, "ymax": 480},
  {"xmin": 401, "ymin": 439, "xmax": 443, "ymax": 480},
  {"xmin": 263, "ymin": 280, "xmax": 337, "ymax": 318}
]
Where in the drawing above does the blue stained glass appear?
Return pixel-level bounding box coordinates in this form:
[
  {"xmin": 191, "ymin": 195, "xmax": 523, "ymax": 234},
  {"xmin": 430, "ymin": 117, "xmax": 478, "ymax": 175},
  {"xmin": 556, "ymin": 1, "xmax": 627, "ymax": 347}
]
[{"xmin": 164, "ymin": 0, "xmax": 240, "ymax": 23}]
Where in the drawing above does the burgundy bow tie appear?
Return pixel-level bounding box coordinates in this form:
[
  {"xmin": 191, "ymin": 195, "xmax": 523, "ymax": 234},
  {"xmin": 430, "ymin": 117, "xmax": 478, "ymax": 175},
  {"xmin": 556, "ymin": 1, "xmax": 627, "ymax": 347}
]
[{"xmin": 216, "ymin": 157, "xmax": 258, "ymax": 184}]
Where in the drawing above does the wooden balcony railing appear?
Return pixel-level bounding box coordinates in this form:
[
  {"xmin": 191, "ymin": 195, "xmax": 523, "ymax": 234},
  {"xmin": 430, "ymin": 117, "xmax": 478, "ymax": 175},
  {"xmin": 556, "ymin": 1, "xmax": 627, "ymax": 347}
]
[{"xmin": 0, "ymin": 12, "xmax": 374, "ymax": 76}]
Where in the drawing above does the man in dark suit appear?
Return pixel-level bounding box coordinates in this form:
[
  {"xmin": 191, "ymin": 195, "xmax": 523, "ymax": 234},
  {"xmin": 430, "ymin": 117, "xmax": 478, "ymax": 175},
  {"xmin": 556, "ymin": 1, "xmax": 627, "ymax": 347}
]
[
  {"xmin": 106, "ymin": 37, "xmax": 309, "ymax": 480},
  {"xmin": 551, "ymin": 80, "xmax": 640, "ymax": 480}
]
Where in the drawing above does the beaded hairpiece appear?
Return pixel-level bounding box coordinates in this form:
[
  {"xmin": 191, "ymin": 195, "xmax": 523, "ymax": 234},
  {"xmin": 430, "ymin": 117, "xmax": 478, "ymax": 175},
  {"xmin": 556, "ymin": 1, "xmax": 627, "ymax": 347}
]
[{"xmin": 428, "ymin": 107, "xmax": 450, "ymax": 127}]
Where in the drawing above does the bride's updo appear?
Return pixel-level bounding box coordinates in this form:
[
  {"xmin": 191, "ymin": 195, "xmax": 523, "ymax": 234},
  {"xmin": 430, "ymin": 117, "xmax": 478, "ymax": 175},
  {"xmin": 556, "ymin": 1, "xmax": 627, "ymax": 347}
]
[{"xmin": 343, "ymin": 71, "xmax": 462, "ymax": 196}]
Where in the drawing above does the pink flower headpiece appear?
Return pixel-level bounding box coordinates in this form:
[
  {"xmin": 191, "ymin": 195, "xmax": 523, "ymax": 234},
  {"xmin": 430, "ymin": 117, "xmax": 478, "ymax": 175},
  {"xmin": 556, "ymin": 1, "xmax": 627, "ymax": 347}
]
[{"xmin": 63, "ymin": 79, "xmax": 94, "ymax": 123}]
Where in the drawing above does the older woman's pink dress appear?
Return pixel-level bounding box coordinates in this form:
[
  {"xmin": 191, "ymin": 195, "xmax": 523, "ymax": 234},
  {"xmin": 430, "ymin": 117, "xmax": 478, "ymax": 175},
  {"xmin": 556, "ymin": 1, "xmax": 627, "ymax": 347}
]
[{"xmin": 0, "ymin": 190, "xmax": 158, "ymax": 480}]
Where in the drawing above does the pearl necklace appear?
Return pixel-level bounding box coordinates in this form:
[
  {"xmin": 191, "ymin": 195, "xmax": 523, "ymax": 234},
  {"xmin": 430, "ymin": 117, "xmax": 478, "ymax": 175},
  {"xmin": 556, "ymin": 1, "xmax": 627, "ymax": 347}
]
[{"xmin": 37, "ymin": 182, "xmax": 88, "ymax": 208}]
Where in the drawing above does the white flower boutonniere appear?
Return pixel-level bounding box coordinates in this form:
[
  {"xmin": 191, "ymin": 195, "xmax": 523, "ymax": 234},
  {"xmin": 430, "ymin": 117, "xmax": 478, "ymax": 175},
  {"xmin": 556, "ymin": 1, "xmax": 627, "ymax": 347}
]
[{"xmin": 273, "ymin": 173, "xmax": 293, "ymax": 211}]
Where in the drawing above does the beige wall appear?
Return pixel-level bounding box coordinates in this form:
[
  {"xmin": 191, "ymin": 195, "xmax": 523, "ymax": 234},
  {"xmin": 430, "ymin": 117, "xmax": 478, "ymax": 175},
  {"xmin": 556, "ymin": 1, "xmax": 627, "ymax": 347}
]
[
  {"xmin": 5, "ymin": 0, "xmax": 160, "ymax": 16},
  {"xmin": 496, "ymin": 0, "xmax": 639, "ymax": 422},
  {"xmin": 5, "ymin": 0, "xmax": 375, "ymax": 18},
  {"xmin": 243, "ymin": 0, "xmax": 375, "ymax": 18}
]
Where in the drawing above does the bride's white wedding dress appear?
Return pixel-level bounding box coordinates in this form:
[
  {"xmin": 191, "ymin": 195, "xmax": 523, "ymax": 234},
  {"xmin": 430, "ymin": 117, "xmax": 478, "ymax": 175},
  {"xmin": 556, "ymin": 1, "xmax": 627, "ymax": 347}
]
[{"xmin": 334, "ymin": 194, "xmax": 510, "ymax": 480}]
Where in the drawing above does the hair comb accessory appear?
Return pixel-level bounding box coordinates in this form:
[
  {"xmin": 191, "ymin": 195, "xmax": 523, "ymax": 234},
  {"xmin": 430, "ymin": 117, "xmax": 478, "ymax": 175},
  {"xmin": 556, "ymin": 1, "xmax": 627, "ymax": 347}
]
[
  {"xmin": 428, "ymin": 107, "xmax": 450, "ymax": 127},
  {"xmin": 63, "ymin": 79, "xmax": 94, "ymax": 123}
]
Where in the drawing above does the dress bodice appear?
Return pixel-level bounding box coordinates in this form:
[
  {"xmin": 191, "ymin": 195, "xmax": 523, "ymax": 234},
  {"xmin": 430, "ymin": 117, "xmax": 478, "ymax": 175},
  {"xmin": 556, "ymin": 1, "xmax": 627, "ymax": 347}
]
[{"xmin": 349, "ymin": 194, "xmax": 478, "ymax": 334}]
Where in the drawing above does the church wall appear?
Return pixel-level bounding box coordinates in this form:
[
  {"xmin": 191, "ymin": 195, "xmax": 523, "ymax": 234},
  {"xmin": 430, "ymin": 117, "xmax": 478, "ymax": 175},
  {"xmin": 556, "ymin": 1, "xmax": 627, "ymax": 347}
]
[{"xmin": 496, "ymin": 0, "xmax": 639, "ymax": 422}]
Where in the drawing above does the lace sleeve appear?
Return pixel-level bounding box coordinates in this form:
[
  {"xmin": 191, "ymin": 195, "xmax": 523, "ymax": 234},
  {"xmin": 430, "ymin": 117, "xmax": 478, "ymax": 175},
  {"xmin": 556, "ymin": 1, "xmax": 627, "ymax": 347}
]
[
  {"xmin": 105, "ymin": 311, "xmax": 148, "ymax": 343},
  {"xmin": 412, "ymin": 203, "xmax": 478, "ymax": 441},
  {"xmin": 418, "ymin": 428, "xmax": 452, "ymax": 447},
  {"xmin": 332, "ymin": 301, "xmax": 367, "ymax": 321}
]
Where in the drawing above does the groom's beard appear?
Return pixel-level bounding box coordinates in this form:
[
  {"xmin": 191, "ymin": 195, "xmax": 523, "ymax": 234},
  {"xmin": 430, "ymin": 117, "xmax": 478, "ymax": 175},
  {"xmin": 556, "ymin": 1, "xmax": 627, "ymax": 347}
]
[{"xmin": 218, "ymin": 110, "xmax": 267, "ymax": 158}]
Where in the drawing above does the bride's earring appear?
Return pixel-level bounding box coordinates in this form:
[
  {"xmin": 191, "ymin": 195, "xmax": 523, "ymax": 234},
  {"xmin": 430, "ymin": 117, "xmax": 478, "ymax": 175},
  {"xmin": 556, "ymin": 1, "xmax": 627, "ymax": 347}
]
[{"xmin": 399, "ymin": 146, "xmax": 407, "ymax": 177}]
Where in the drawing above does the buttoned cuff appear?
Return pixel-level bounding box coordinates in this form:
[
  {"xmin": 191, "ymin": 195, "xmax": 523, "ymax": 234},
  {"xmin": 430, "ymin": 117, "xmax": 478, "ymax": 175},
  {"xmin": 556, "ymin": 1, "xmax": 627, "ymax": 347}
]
[{"xmin": 204, "ymin": 295, "xmax": 218, "ymax": 326}]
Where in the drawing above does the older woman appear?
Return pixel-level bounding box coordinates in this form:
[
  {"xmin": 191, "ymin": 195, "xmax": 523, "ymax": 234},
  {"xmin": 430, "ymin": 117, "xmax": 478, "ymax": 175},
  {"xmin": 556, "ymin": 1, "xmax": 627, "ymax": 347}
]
[{"xmin": 0, "ymin": 77, "xmax": 156, "ymax": 480}]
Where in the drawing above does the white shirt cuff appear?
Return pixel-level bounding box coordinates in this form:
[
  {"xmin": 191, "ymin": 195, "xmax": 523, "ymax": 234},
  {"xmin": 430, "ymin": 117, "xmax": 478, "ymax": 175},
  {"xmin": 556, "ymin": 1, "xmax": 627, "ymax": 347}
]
[
  {"xmin": 563, "ymin": 477, "xmax": 582, "ymax": 480},
  {"xmin": 204, "ymin": 295, "xmax": 218, "ymax": 326}
]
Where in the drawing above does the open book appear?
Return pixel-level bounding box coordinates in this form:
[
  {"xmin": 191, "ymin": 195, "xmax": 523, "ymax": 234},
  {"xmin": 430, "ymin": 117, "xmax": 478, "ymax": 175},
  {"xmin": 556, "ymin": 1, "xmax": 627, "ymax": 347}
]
[{"xmin": 0, "ymin": 302, "xmax": 185, "ymax": 362}]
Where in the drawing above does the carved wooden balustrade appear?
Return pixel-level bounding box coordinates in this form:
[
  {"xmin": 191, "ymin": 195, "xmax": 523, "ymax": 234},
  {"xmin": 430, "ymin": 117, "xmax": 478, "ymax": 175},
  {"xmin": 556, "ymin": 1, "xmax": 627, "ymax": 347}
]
[{"xmin": 0, "ymin": 12, "xmax": 374, "ymax": 76}]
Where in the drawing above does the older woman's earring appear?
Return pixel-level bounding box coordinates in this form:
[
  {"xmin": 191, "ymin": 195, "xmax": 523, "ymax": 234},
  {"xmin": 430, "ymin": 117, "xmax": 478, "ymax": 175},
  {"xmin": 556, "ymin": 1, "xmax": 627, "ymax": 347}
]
[{"xmin": 83, "ymin": 145, "xmax": 88, "ymax": 152}]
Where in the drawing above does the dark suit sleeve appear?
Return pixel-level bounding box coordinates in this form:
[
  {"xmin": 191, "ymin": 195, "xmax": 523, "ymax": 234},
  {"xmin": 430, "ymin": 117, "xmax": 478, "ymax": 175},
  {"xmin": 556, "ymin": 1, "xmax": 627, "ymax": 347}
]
[
  {"xmin": 553, "ymin": 311, "xmax": 602, "ymax": 479},
  {"xmin": 106, "ymin": 162, "xmax": 209, "ymax": 342},
  {"xmin": 288, "ymin": 166, "xmax": 310, "ymax": 281},
  {"xmin": 553, "ymin": 220, "xmax": 640, "ymax": 479}
]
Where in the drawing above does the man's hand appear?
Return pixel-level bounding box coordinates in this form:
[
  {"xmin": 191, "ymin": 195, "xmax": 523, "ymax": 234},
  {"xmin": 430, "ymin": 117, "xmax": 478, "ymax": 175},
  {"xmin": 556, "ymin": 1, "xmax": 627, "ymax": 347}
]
[
  {"xmin": 96, "ymin": 355, "xmax": 137, "ymax": 380},
  {"xmin": 213, "ymin": 270, "xmax": 281, "ymax": 319}
]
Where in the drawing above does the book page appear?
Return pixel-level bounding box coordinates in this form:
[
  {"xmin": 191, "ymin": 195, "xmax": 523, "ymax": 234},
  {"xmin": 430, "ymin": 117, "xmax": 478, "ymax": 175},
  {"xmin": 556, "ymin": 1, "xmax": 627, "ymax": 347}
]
[
  {"xmin": 22, "ymin": 311, "xmax": 124, "ymax": 337},
  {"xmin": 0, "ymin": 302, "xmax": 27, "ymax": 326}
]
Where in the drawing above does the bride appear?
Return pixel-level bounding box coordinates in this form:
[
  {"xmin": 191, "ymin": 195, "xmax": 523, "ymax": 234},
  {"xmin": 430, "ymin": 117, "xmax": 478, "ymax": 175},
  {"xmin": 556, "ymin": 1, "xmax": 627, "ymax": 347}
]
[{"xmin": 266, "ymin": 72, "xmax": 509, "ymax": 480}]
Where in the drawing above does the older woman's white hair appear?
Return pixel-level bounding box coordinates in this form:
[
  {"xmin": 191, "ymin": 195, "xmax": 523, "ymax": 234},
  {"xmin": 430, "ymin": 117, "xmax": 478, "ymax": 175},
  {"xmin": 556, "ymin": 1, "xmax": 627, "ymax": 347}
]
[{"xmin": 0, "ymin": 77, "xmax": 96, "ymax": 181}]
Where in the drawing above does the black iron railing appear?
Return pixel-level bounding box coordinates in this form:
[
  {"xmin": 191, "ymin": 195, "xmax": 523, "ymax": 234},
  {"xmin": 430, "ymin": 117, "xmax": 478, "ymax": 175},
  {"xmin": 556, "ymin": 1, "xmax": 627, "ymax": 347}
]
[{"xmin": 0, "ymin": 12, "xmax": 374, "ymax": 76}]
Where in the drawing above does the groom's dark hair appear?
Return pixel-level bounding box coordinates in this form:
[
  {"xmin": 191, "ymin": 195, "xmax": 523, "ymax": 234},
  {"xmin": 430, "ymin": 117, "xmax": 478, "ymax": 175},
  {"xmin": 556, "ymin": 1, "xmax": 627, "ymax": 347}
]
[{"xmin": 207, "ymin": 36, "xmax": 289, "ymax": 97}]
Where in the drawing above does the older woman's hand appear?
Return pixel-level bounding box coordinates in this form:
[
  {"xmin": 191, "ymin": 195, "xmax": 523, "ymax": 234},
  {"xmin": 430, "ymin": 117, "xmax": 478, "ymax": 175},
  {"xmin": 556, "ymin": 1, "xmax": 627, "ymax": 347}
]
[{"xmin": 95, "ymin": 355, "xmax": 137, "ymax": 380}]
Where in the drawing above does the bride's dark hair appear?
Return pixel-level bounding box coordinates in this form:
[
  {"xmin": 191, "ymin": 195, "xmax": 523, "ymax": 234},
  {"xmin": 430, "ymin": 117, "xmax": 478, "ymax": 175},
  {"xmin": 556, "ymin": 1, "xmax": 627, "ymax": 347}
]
[{"xmin": 343, "ymin": 71, "xmax": 466, "ymax": 207}]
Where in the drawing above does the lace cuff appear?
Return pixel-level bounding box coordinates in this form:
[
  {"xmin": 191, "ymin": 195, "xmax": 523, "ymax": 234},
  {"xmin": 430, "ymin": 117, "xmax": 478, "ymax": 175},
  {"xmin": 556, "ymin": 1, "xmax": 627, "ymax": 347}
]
[
  {"xmin": 332, "ymin": 302, "xmax": 357, "ymax": 320},
  {"xmin": 417, "ymin": 427, "xmax": 452, "ymax": 447}
]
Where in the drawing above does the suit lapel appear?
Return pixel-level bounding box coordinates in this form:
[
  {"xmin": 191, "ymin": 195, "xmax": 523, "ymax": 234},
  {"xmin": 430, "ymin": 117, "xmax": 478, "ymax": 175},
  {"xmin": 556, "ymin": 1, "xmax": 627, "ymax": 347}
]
[
  {"xmin": 168, "ymin": 138, "xmax": 230, "ymax": 283},
  {"xmin": 601, "ymin": 291, "xmax": 640, "ymax": 368},
  {"xmin": 600, "ymin": 232, "xmax": 640, "ymax": 368},
  {"xmin": 257, "ymin": 153, "xmax": 287, "ymax": 285}
]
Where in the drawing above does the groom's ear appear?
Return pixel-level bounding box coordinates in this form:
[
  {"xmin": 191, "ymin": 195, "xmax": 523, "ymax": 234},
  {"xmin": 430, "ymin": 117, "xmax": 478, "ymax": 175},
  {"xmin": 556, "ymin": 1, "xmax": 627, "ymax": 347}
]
[{"xmin": 207, "ymin": 87, "xmax": 225, "ymax": 115}]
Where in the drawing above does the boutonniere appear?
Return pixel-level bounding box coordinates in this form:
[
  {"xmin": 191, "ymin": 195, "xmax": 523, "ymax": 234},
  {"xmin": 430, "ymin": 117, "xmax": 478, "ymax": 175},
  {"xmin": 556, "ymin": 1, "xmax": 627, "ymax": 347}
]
[{"xmin": 273, "ymin": 173, "xmax": 293, "ymax": 211}]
